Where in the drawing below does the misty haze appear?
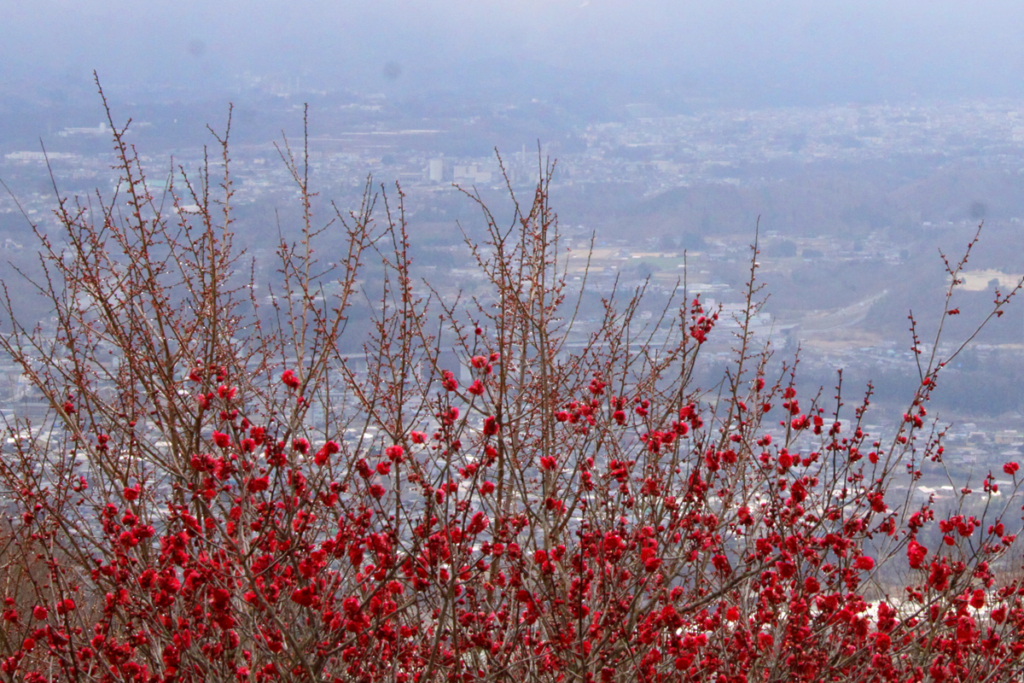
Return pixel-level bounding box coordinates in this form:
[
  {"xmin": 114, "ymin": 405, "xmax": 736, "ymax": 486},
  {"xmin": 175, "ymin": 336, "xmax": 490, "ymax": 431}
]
[{"xmin": 4, "ymin": 2, "xmax": 1024, "ymax": 418}]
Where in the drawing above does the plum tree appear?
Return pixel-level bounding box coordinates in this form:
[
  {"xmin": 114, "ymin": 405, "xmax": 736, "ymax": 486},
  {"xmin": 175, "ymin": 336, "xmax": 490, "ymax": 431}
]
[{"xmin": 0, "ymin": 90, "xmax": 1023, "ymax": 683}]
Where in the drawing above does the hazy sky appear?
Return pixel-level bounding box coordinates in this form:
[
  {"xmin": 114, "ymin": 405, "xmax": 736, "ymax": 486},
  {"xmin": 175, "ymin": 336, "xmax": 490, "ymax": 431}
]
[{"xmin": 3, "ymin": 1, "xmax": 1024, "ymax": 106}]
